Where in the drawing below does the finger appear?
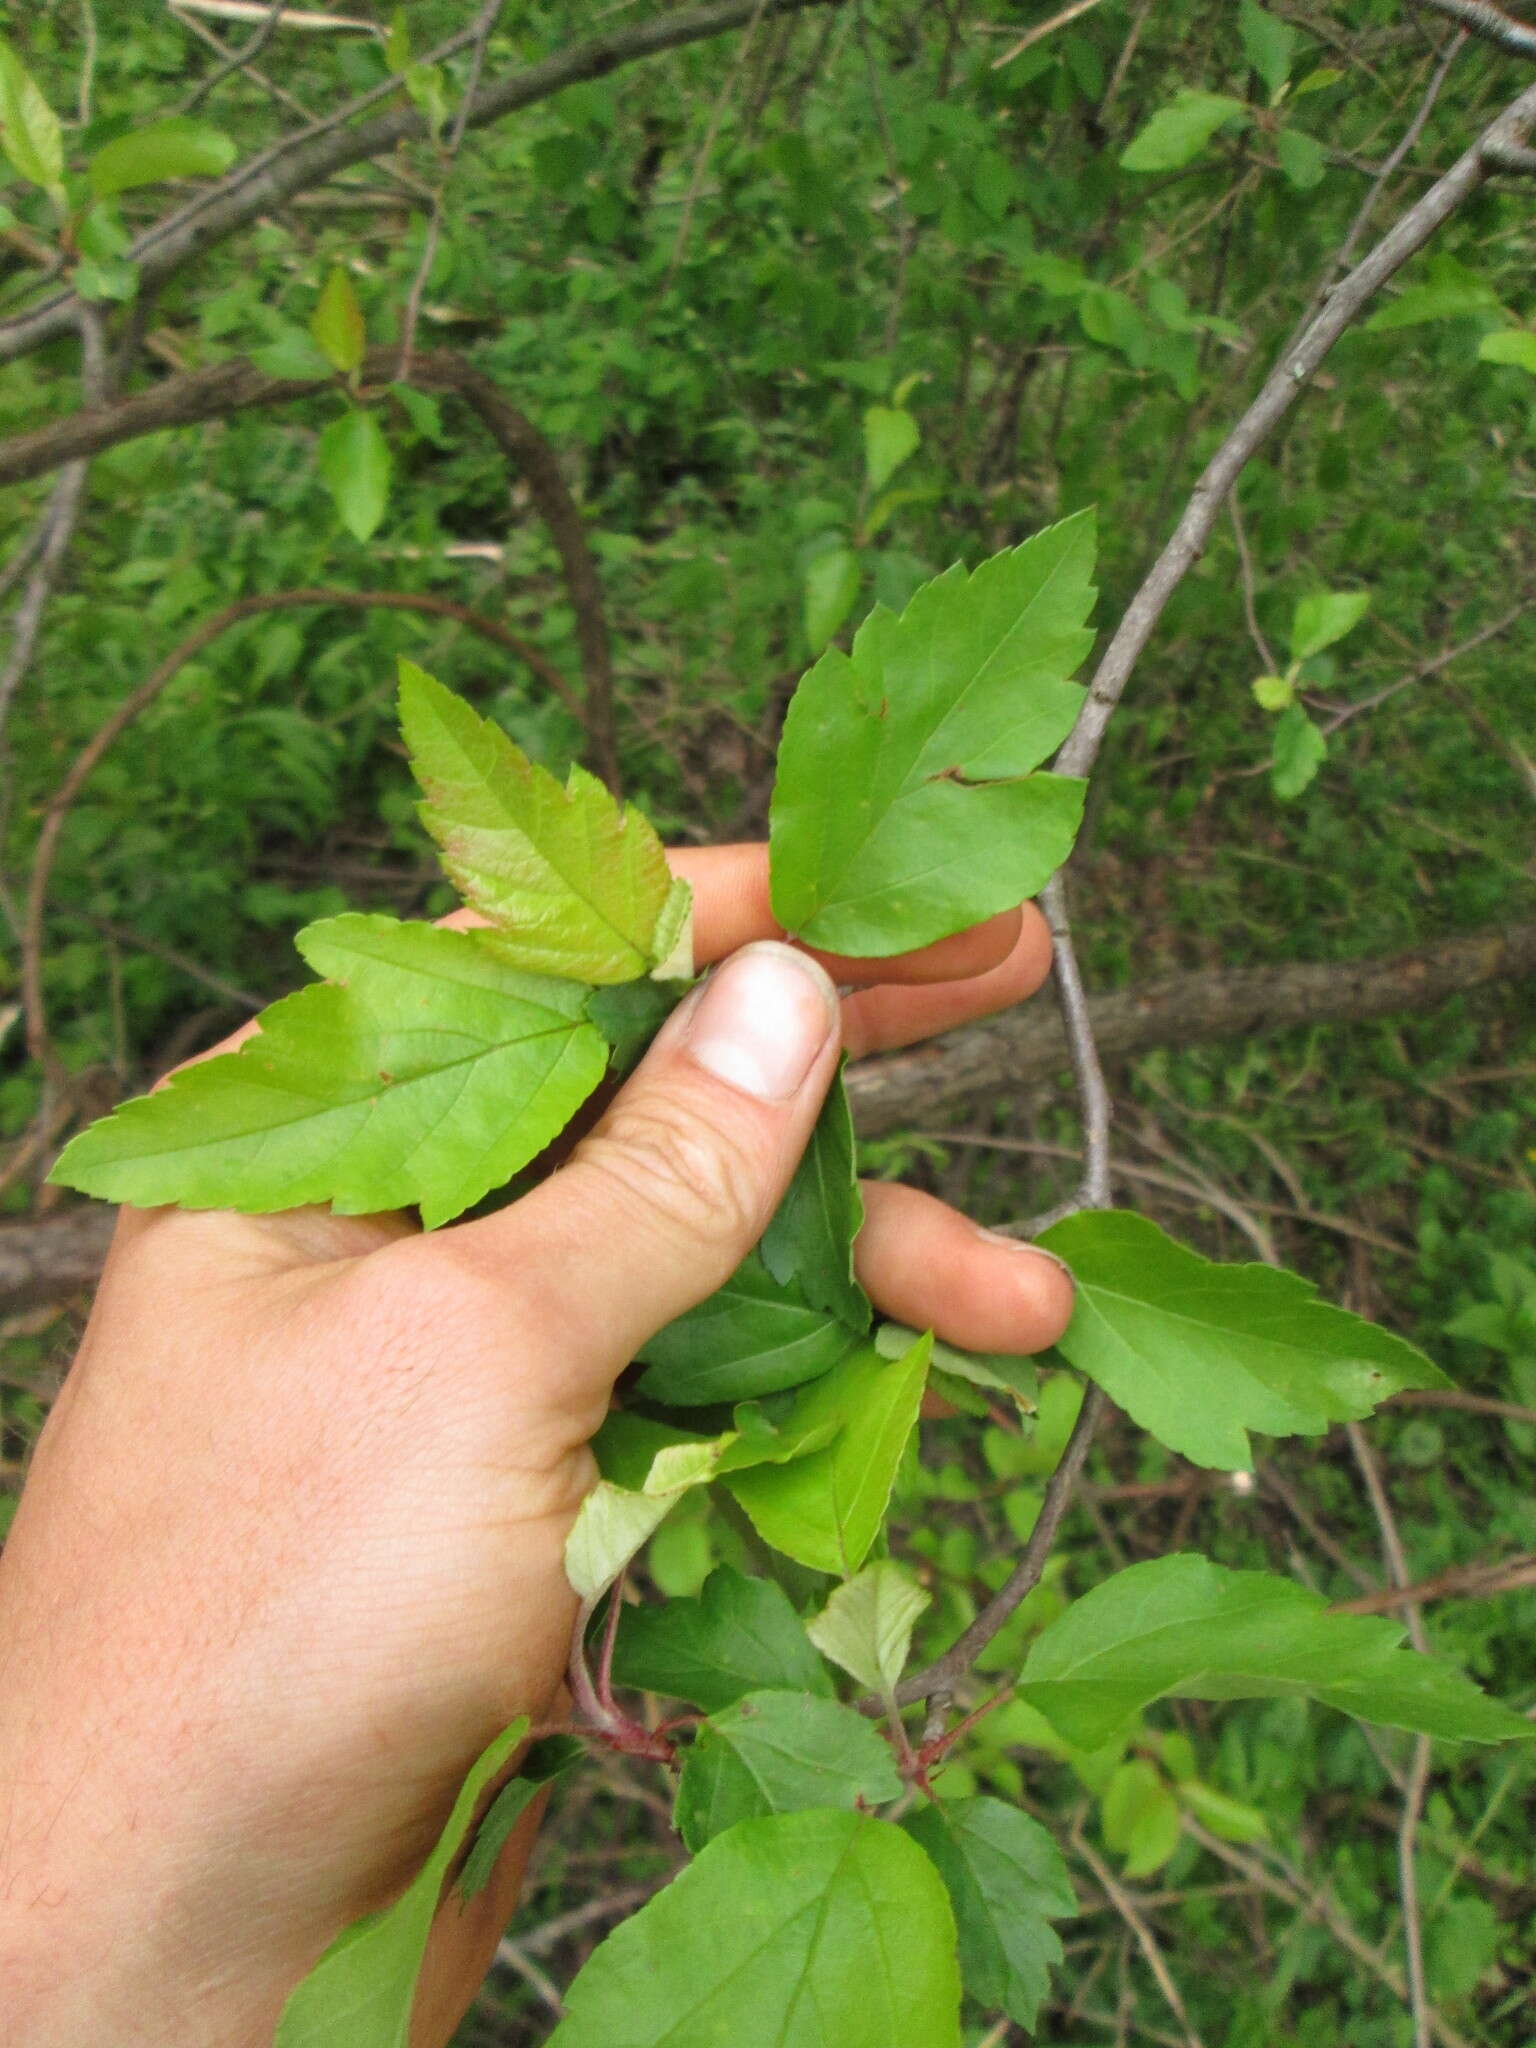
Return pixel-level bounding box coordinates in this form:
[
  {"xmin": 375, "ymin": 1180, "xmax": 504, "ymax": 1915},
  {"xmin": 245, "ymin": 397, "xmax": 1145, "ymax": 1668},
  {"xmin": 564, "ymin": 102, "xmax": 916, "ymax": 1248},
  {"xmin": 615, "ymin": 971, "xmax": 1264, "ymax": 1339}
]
[
  {"xmin": 667, "ymin": 843, "xmax": 1025, "ymax": 986},
  {"xmin": 840, "ymin": 903, "xmax": 1053, "ymax": 1058},
  {"xmin": 439, "ymin": 942, "xmax": 842, "ymax": 1403},
  {"xmin": 854, "ymin": 1181, "xmax": 1075, "ymax": 1355}
]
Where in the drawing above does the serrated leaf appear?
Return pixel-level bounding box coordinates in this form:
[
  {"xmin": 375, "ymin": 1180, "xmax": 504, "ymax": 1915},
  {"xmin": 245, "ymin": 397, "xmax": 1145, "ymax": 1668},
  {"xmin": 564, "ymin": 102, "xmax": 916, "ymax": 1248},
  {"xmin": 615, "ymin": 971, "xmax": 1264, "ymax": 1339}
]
[
  {"xmin": 1101, "ymin": 1759, "xmax": 1180, "ymax": 1878},
  {"xmin": 548, "ymin": 1810, "xmax": 961, "ymax": 2048},
  {"xmin": 1276, "ymin": 126, "xmax": 1326, "ymax": 190},
  {"xmin": 89, "ymin": 117, "xmax": 237, "ymax": 198},
  {"xmin": 807, "ymin": 1559, "xmax": 929, "ymax": 1695},
  {"xmin": 903, "ymin": 1798, "xmax": 1075, "ymax": 2031},
  {"xmin": 51, "ymin": 915, "xmax": 606, "ymax": 1230},
  {"xmin": 804, "ymin": 544, "xmax": 862, "ymax": 655},
  {"xmin": 1037, "ymin": 1210, "xmax": 1445, "ymax": 1470},
  {"xmin": 564, "ymin": 1480, "xmax": 678, "ymax": 1605},
  {"xmin": 399, "ymin": 662, "xmax": 685, "ymax": 984},
  {"xmin": 585, "ymin": 976, "xmax": 687, "ymax": 1075},
  {"xmin": 769, "ymin": 515, "xmax": 1095, "ymax": 956},
  {"xmin": 275, "ymin": 1718, "xmax": 528, "ymax": 2047},
  {"xmin": 1017, "ymin": 1554, "xmax": 1534, "ymax": 1750},
  {"xmin": 674, "ymin": 1690, "xmax": 902, "ymax": 1851},
  {"xmin": 638, "ymin": 1250, "xmax": 859, "ymax": 1406},
  {"xmin": 1238, "ymin": 0, "xmax": 1297, "ymax": 98},
  {"xmin": 760, "ymin": 1069, "xmax": 870, "ymax": 1330},
  {"xmin": 1290, "ymin": 588, "xmax": 1369, "ymax": 661},
  {"xmin": 318, "ymin": 409, "xmax": 391, "ymax": 542},
  {"xmin": 1120, "ymin": 91, "xmax": 1249, "ymax": 174},
  {"xmin": 1478, "ymin": 328, "xmax": 1536, "ymax": 375},
  {"xmin": 610, "ymin": 1566, "xmax": 834, "ymax": 1711},
  {"xmin": 311, "ymin": 263, "xmax": 366, "ymax": 374},
  {"xmin": 863, "ymin": 404, "xmax": 920, "ymax": 493},
  {"xmin": 0, "ymin": 41, "xmax": 63, "ymax": 201},
  {"xmin": 458, "ymin": 1736, "xmax": 582, "ymax": 1899},
  {"xmin": 1270, "ymin": 701, "xmax": 1327, "ymax": 801},
  {"xmin": 726, "ymin": 1332, "xmax": 931, "ymax": 1574},
  {"xmin": 875, "ymin": 1319, "xmax": 1039, "ymax": 1404}
]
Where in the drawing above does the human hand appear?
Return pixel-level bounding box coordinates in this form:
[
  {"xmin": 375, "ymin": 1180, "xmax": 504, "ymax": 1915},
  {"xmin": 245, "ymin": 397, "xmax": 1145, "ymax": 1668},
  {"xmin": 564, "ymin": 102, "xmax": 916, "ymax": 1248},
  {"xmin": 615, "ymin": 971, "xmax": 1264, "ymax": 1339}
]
[{"xmin": 0, "ymin": 845, "xmax": 1073, "ymax": 2048}]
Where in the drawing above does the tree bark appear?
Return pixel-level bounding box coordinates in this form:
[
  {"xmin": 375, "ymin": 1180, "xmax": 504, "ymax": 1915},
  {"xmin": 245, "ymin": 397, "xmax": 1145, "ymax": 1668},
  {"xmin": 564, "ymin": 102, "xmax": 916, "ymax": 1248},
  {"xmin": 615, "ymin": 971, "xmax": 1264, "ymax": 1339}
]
[{"xmin": 5, "ymin": 920, "xmax": 1531, "ymax": 1315}]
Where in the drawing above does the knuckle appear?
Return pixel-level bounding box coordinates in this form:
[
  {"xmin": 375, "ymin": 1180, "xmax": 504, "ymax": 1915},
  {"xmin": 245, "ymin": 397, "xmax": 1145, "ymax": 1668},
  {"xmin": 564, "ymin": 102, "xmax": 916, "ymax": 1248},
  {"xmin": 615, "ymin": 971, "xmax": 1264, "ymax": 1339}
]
[{"xmin": 576, "ymin": 1093, "xmax": 767, "ymax": 1266}]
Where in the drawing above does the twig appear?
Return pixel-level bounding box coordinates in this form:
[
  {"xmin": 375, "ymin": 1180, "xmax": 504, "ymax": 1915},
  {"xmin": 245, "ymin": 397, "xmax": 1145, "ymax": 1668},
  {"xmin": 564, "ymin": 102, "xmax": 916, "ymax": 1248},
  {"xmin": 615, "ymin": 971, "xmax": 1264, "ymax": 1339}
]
[
  {"xmin": 1071, "ymin": 1828, "xmax": 1208, "ymax": 2048},
  {"xmin": 20, "ymin": 586, "xmax": 583, "ymax": 1074},
  {"xmin": 1039, "ymin": 875, "xmax": 1113, "ymax": 1211},
  {"xmin": 896, "ymin": 1385, "xmax": 1107, "ymax": 1706},
  {"xmin": 0, "ymin": 0, "xmax": 842, "ymax": 369},
  {"xmin": 991, "ymin": 0, "xmax": 1107, "ymax": 70},
  {"xmin": 1227, "ymin": 487, "xmax": 1277, "ymax": 674},
  {"xmin": 180, "ymin": 0, "xmax": 287, "ymax": 112},
  {"xmin": 662, "ymin": 0, "xmax": 772, "ymax": 290},
  {"xmin": 1392, "ymin": 1387, "xmax": 1536, "ymax": 1426},
  {"xmin": 1332, "ymin": 1552, "xmax": 1536, "ymax": 1615},
  {"xmin": 1318, "ymin": 601, "xmax": 1532, "ymax": 735},
  {"xmin": 1413, "ymin": 0, "xmax": 1536, "ymax": 58}
]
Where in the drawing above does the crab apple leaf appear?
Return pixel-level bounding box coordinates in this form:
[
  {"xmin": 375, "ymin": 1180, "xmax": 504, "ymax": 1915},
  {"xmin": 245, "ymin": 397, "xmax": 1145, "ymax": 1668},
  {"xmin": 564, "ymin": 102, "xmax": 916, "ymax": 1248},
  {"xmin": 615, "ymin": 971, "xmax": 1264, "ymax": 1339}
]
[
  {"xmin": 1271, "ymin": 702, "xmax": 1327, "ymax": 800},
  {"xmin": 1238, "ymin": 0, "xmax": 1298, "ymax": 98},
  {"xmin": 318, "ymin": 408, "xmax": 391, "ymax": 541},
  {"xmin": 804, "ymin": 544, "xmax": 862, "ymax": 655},
  {"xmin": 457, "ymin": 1736, "xmax": 582, "ymax": 1900},
  {"xmin": 398, "ymin": 662, "xmax": 687, "ymax": 984},
  {"xmin": 547, "ymin": 1809, "xmax": 961, "ymax": 2048},
  {"xmin": 638, "ymin": 1250, "xmax": 860, "ymax": 1406},
  {"xmin": 807, "ymin": 1559, "xmax": 930, "ymax": 1695},
  {"xmin": 904, "ymin": 1798, "xmax": 1075, "ymax": 2031},
  {"xmin": 1036, "ymin": 1210, "xmax": 1447, "ymax": 1471},
  {"xmin": 1290, "ymin": 588, "xmax": 1370, "ymax": 662},
  {"xmin": 768, "ymin": 514, "xmax": 1094, "ymax": 956},
  {"xmin": 674, "ymin": 1690, "xmax": 903, "ymax": 1851},
  {"xmin": 275, "ymin": 1717, "xmax": 527, "ymax": 2047},
  {"xmin": 725, "ymin": 1332, "xmax": 931, "ymax": 1575},
  {"xmin": 1017, "ymin": 1555, "xmax": 1535, "ymax": 1751},
  {"xmin": 1479, "ymin": 328, "xmax": 1536, "ymax": 374},
  {"xmin": 564, "ymin": 1481, "xmax": 678, "ymax": 1605},
  {"xmin": 863, "ymin": 404, "xmax": 920, "ymax": 494},
  {"xmin": 1120, "ymin": 91, "xmax": 1249, "ymax": 173},
  {"xmin": 760, "ymin": 1069, "xmax": 870, "ymax": 1330},
  {"xmin": 89, "ymin": 117, "xmax": 237, "ymax": 198},
  {"xmin": 875, "ymin": 1320, "xmax": 1039, "ymax": 1404},
  {"xmin": 610, "ymin": 1566, "xmax": 834, "ymax": 1711},
  {"xmin": 1101, "ymin": 1760, "xmax": 1181, "ymax": 1878},
  {"xmin": 51, "ymin": 916, "xmax": 606, "ymax": 1230},
  {"xmin": 311, "ymin": 263, "xmax": 366, "ymax": 374},
  {"xmin": 0, "ymin": 42, "xmax": 63, "ymax": 201}
]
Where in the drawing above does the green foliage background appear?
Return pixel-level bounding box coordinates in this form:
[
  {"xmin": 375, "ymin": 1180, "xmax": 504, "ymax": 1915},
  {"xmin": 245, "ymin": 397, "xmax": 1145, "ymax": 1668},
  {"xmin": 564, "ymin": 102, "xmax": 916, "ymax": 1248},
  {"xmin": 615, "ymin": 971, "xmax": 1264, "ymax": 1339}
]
[{"xmin": 1, "ymin": 2, "xmax": 1533, "ymax": 2042}]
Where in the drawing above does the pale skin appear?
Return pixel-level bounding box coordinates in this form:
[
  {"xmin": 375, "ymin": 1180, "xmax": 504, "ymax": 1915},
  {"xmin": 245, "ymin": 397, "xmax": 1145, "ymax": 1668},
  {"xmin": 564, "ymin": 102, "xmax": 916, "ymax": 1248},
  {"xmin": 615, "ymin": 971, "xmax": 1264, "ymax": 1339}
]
[{"xmin": 0, "ymin": 845, "xmax": 1075, "ymax": 2047}]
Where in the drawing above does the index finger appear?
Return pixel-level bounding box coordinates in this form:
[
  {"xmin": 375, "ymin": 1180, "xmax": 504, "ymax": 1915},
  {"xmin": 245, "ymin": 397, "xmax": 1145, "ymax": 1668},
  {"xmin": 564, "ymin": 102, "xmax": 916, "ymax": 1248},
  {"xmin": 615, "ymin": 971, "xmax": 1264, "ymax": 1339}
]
[{"xmin": 668, "ymin": 843, "xmax": 1025, "ymax": 986}]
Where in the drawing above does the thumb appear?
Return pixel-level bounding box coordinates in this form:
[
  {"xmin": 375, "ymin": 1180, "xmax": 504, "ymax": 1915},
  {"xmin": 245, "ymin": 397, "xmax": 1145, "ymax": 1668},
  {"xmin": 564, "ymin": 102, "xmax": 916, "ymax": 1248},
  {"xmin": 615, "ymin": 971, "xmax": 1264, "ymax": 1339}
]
[{"xmin": 448, "ymin": 941, "xmax": 841, "ymax": 1393}]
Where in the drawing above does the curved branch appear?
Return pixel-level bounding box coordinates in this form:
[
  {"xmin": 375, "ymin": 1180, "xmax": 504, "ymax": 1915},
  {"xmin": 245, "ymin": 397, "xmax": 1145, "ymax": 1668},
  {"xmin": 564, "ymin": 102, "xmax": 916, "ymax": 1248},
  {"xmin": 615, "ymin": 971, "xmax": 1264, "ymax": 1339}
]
[
  {"xmin": 20, "ymin": 586, "xmax": 579, "ymax": 1071},
  {"xmin": 0, "ymin": 0, "xmax": 840, "ymax": 369},
  {"xmin": 1414, "ymin": 0, "xmax": 1536, "ymax": 57}
]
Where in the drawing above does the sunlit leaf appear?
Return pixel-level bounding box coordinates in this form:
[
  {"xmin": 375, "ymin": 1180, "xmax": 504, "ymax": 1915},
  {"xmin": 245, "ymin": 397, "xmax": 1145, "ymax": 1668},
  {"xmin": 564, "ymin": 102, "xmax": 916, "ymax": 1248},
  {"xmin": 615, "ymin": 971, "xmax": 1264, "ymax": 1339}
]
[
  {"xmin": 806, "ymin": 1559, "xmax": 929, "ymax": 1695},
  {"xmin": 89, "ymin": 117, "xmax": 236, "ymax": 198},
  {"xmin": 318, "ymin": 408, "xmax": 392, "ymax": 541}
]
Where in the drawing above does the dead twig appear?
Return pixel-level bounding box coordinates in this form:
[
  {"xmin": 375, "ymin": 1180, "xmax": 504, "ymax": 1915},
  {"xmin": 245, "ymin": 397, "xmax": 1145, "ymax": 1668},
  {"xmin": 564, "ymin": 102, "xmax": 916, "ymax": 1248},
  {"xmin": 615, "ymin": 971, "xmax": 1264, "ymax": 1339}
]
[{"xmin": 1071, "ymin": 1828, "xmax": 1208, "ymax": 2048}]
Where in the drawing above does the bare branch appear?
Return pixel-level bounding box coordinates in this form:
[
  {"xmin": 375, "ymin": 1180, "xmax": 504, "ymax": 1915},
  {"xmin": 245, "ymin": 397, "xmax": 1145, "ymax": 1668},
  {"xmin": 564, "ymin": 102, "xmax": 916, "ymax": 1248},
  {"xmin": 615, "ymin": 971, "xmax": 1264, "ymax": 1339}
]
[
  {"xmin": 180, "ymin": 0, "xmax": 289, "ymax": 113},
  {"xmin": 0, "ymin": 0, "xmax": 841, "ymax": 370},
  {"xmin": 1413, "ymin": 0, "xmax": 1536, "ymax": 58},
  {"xmin": 1039, "ymin": 875, "xmax": 1113, "ymax": 1212}
]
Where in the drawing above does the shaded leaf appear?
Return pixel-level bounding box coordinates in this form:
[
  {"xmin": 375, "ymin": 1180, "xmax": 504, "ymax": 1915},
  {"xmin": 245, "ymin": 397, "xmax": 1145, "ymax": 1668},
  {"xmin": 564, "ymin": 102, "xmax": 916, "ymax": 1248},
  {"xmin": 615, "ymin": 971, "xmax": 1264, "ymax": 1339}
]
[
  {"xmin": 863, "ymin": 404, "xmax": 920, "ymax": 493},
  {"xmin": 760, "ymin": 1069, "xmax": 870, "ymax": 1330},
  {"xmin": 611, "ymin": 1566, "xmax": 834, "ymax": 1711},
  {"xmin": 804, "ymin": 544, "xmax": 862, "ymax": 655},
  {"xmin": 1276, "ymin": 126, "xmax": 1327, "ymax": 190},
  {"xmin": 904, "ymin": 1797, "xmax": 1074, "ymax": 2031},
  {"xmin": 318, "ymin": 409, "xmax": 392, "ymax": 542},
  {"xmin": 1290, "ymin": 589, "xmax": 1369, "ymax": 661},
  {"xmin": 311, "ymin": 264, "xmax": 366, "ymax": 374},
  {"xmin": 1037, "ymin": 1210, "xmax": 1445, "ymax": 1470},
  {"xmin": 276, "ymin": 1719, "xmax": 528, "ymax": 2046},
  {"xmin": 1101, "ymin": 1759, "xmax": 1180, "ymax": 1878},
  {"xmin": 807, "ymin": 1559, "xmax": 929, "ymax": 1695},
  {"xmin": 1270, "ymin": 702, "xmax": 1326, "ymax": 801},
  {"xmin": 770, "ymin": 516, "xmax": 1094, "ymax": 956},
  {"xmin": 1179, "ymin": 1779, "xmax": 1271, "ymax": 1844},
  {"xmin": 1238, "ymin": 0, "xmax": 1297, "ymax": 98},
  {"xmin": 399, "ymin": 662, "xmax": 688, "ymax": 985},
  {"xmin": 1120, "ymin": 92, "xmax": 1249, "ymax": 173},
  {"xmin": 459, "ymin": 1737, "xmax": 583, "ymax": 1899},
  {"xmin": 1018, "ymin": 1554, "xmax": 1535, "ymax": 1750},
  {"xmin": 674, "ymin": 1690, "xmax": 902, "ymax": 1850},
  {"xmin": 638, "ymin": 1251, "xmax": 859, "ymax": 1406},
  {"xmin": 0, "ymin": 41, "xmax": 63, "ymax": 200},
  {"xmin": 1367, "ymin": 256, "xmax": 1502, "ymax": 331},
  {"xmin": 875, "ymin": 1319, "xmax": 1038, "ymax": 1404},
  {"xmin": 89, "ymin": 118, "xmax": 236, "ymax": 198},
  {"xmin": 548, "ymin": 1810, "xmax": 962, "ymax": 2048},
  {"xmin": 51, "ymin": 916, "xmax": 606, "ymax": 1230}
]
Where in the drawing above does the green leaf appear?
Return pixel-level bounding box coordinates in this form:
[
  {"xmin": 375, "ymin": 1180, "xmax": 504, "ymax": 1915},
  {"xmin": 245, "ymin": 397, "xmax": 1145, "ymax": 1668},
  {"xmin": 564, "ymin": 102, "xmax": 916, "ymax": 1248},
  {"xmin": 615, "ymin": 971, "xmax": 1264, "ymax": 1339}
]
[
  {"xmin": 1120, "ymin": 92, "xmax": 1249, "ymax": 173},
  {"xmin": 1292, "ymin": 65, "xmax": 1343, "ymax": 96},
  {"xmin": 1239, "ymin": 0, "xmax": 1297, "ymax": 97},
  {"xmin": 610, "ymin": 1566, "xmax": 834, "ymax": 1711},
  {"xmin": 1367, "ymin": 256, "xmax": 1502, "ymax": 331},
  {"xmin": 1178, "ymin": 1779, "xmax": 1271, "ymax": 1844},
  {"xmin": 863, "ymin": 404, "xmax": 920, "ymax": 493},
  {"xmin": 769, "ymin": 515, "xmax": 1094, "ymax": 957},
  {"xmin": 74, "ymin": 256, "xmax": 137, "ymax": 303},
  {"xmin": 726, "ymin": 1332, "xmax": 931, "ymax": 1574},
  {"xmin": 1251, "ymin": 673, "xmax": 1293, "ymax": 712},
  {"xmin": 1101, "ymin": 1759, "xmax": 1181, "ymax": 1878},
  {"xmin": 0, "ymin": 42, "xmax": 63, "ymax": 202},
  {"xmin": 638, "ymin": 1251, "xmax": 859, "ymax": 1406},
  {"xmin": 760, "ymin": 1069, "xmax": 870, "ymax": 1330},
  {"xmin": 548, "ymin": 1810, "xmax": 962, "ymax": 2048},
  {"xmin": 565, "ymin": 1480, "xmax": 678, "ymax": 1605},
  {"xmin": 674, "ymin": 1690, "xmax": 902, "ymax": 1851},
  {"xmin": 1036, "ymin": 1210, "xmax": 1447, "ymax": 1471},
  {"xmin": 1276, "ymin": 126, "xmax": 1327, "ymax": 190},
  {"xmin": 52, "ymin": 915, "xmax": 607, "ymax": 1230},
  {"xmin": 311, "ymin": 263, "xmax": 367, "ymax": 375},
  {"xmin": 1290, "ymin": 588, "xmax": 1370, "ymax": 661},
  {"xmin": 875, "ymin": 1321, "xmax": 1039, "ymax": 1405},
  {"xmin": 585, "ymin": 976, "xmax": 688, "ymax": 1074},
  {"xmin": 88, "ymin": 118, "xmax": 236, "ymax": 198},
  {"xmin": 275, "ymin": 1718, "xmax": 528, "ymax": 2047},
  {"xmin": 1017, "ymin": 1554, "xmax": 1535, "ymax": 1750},
  {"xmin": 639, "ymin": 1404, "xmax": 840, "ymax": 1495},
  {"xmin": 806, "ymin": 1558, "xmax": 930, "ymax": 1695},
  {"xmin": 1270, "ymin": 702, "xmax": 1327, "ymax": 801},
  {"xmin": 318, "ymin": 409, "xmax": 392, "ymax": 542},
  {"xmin": 399, "ymin": 662, "xmax": 689, "ymax": 985},
  {"xmin": 251, "ymin": 327, "xmax": 335, "ymax": 380},
  {"xmin": 803, "ymin": 544, "xmax": 862, "ymax": 655},
  {"xmin": 1478, "ymin": 328, "xmax": 1536, "ymax": 374},
  {"xmin": 458, "ymin": 1736, "xmax": 582, "ymax": 1899},
  {"xmin": 903, "ymin": 1798, "xmax": 1075, "ymax": 2031}
]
